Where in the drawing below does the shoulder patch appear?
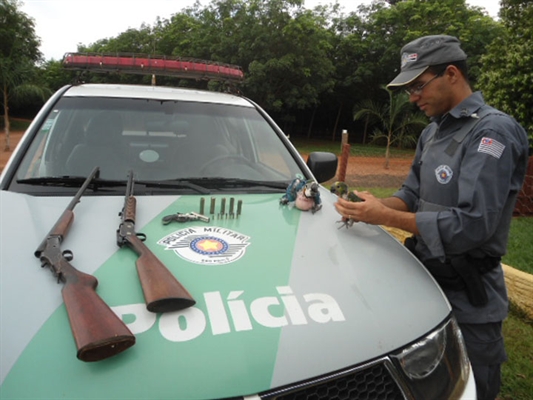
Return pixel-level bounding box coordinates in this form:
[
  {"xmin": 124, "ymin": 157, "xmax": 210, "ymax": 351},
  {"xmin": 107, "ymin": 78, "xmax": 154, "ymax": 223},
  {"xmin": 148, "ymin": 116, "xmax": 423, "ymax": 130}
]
[{"xmin": 478, "ymin": 137, "xmax": 505, "ymax": 159}]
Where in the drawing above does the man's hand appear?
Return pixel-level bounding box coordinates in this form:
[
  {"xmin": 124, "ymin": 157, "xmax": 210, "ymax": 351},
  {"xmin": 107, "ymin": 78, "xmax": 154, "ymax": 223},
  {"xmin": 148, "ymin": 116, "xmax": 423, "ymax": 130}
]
[
  {"xmin": 334, "ymin": 190, "xmax": 419, "ymax": 235},
  {"xmin": 334, "ymin": 191, "xmax": 389, "ymax": 225}
]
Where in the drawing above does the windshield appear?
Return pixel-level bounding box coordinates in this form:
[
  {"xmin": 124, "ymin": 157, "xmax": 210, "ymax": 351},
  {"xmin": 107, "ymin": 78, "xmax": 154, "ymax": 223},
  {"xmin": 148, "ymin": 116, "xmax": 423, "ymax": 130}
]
[{"xmin": 12, "ymin": 96, "xmax": 303, "ymax": 193}]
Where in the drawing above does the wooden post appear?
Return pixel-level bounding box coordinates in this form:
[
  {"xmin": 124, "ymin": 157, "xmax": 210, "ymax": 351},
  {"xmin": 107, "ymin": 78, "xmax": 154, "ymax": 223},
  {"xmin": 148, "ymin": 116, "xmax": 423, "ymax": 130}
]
[
  {"xmin": 337, "ymin": 136, "xmax": 350, "ymax": 182},
  {"xmin": 341, "ymin": 129, "xmax": 348, "ymax": 149}
]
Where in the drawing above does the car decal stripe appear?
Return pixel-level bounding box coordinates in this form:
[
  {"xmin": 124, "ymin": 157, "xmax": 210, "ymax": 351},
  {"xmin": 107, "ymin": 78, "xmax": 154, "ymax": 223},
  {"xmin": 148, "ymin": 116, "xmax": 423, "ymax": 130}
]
[{"xmin": 1, "ymin": 194, "xmax": 301, "ymax": 399}]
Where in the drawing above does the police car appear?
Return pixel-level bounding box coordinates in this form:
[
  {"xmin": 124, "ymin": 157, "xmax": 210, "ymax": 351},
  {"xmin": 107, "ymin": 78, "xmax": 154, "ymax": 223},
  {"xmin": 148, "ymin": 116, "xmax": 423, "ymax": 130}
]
[{"xmin": 0, "ymin": 55, "xmax": 476, "ymax": 399}]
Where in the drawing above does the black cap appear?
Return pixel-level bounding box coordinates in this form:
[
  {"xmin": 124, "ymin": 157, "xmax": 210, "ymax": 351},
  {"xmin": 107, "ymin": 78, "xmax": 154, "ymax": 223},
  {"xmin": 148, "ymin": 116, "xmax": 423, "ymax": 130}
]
[{"xmin": 387, "ymin": 35, "xmax": 467, "ymax": 89}]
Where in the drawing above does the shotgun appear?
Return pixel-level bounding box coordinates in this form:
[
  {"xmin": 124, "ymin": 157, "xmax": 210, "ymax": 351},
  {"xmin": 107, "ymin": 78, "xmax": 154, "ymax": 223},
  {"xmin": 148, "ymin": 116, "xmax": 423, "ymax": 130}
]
[
  {"xmin": 35, "ymin": 166, "xmax": 135, "ymax": 362},
  {"xmin": 116, "ymin": 170, "xmax": 196, "ymax": 313}
]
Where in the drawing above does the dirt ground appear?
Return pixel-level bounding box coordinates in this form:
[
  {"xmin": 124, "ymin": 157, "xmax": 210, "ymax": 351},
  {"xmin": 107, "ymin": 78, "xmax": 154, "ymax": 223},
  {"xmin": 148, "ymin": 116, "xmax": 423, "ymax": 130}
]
[
  {"xmin": 1, "ymin": 131, "xmax": 25, "ymax": 170},
  {"xmin": 0, "ymin": 130, "xmax": 413, "ymax": 185},
  {"xmin": 329, "ymin": 154, "xmax": 411, "ymax": 188}
]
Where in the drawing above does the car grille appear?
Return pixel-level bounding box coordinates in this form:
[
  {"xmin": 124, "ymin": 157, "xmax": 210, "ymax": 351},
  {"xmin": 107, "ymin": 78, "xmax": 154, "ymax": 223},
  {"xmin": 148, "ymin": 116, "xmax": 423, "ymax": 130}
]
[{"xmin": 259, "ymin": 360, "xmax": 406, "ymax": 400}]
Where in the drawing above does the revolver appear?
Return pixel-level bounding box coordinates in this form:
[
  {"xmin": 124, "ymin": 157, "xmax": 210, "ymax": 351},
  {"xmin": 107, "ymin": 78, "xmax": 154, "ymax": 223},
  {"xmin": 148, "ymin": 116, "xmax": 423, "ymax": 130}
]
[{"xmin": 162, "ymin": 211, "xmax": 211, "ymax": 225}]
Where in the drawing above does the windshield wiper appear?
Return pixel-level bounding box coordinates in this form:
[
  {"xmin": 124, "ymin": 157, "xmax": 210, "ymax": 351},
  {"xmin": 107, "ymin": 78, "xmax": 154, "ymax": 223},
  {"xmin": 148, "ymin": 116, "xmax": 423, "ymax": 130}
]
[
  {"xmin": 188, "ymin": 177, "xmax": 289, "ymax": 190},
  {"xmin": 137, "ymin": 179, "xmax": 211, "ymax": 194},
  {"xmin": 16, "ymin": 176, "xmax": 127, "ymax": 189},
  {"xmin": 137, "ymin": 178, "xmax": 288, "ymax": 193}
]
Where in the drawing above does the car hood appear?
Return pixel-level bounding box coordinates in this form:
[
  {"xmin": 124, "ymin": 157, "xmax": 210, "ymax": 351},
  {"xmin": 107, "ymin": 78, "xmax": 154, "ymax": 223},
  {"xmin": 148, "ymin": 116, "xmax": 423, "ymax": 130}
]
[{"xmin": 0, "ymin": 188, "xmax": 450, "ymax": 399}]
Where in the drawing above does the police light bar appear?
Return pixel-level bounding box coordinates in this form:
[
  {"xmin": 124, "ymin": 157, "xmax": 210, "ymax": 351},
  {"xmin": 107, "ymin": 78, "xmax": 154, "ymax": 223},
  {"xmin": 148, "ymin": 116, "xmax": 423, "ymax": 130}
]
[{"xmin": 62, "ymin": 52, "xmax": 244, "ymax": 83}]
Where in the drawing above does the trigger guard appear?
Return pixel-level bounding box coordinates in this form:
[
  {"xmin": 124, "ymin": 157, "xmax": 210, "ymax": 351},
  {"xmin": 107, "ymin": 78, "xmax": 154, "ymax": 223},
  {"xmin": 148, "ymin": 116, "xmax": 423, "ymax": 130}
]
[
  {"xmin": 62, "ymin": 249, "xmax": 74, "ymax": 261},
  {"xmin": 136, "ymin": 232, "xmax": 147, "ymax": 241}
]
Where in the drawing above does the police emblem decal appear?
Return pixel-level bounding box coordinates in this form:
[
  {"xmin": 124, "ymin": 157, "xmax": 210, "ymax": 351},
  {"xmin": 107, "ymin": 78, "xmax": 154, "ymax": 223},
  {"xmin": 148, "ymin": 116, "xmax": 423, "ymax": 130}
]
[
  {"xmin": 435, "ymin": 165, "xmax": 453, "ymax": 184},
  {"xmin": 158, "ymin": 226, "xmax": 250, "ymax": 265}
]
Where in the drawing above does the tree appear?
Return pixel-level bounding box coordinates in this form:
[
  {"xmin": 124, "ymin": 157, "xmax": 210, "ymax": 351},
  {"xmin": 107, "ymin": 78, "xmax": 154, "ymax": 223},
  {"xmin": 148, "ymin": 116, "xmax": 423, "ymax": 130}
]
[
  {"xmin": 0, "ymin": 0, "xmax": 42, "ymax": 149},
  {"xmin": 354, "ymin": 86, "xmax": 427, "ymax": 168},
  {"xmin": 308, "ymin": 0, "xmax": 502, "ymax": 141},
  {"xmin": 478, "ymin": 0, "xmax": 533, "ymax": 148}
]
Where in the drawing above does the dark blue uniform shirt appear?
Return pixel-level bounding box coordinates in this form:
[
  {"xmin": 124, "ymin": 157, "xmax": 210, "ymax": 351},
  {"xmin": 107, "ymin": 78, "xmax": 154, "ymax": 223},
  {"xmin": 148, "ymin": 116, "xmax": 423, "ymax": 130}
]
[{"xmin": 394, "ymin": 92, "xmax": 529, "ymax": 323}]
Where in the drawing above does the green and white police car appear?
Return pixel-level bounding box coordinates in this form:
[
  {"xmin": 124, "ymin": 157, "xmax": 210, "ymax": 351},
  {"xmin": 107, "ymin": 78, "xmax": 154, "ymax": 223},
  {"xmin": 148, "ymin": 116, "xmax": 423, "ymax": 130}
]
[{"xmin": 0, "ymin": 79, "xmax": 476, "ymax": 399}]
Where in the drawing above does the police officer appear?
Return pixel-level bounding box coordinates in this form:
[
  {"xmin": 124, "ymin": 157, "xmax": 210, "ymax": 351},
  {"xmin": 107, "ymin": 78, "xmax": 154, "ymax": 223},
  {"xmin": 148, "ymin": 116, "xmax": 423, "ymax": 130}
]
[{"xmin": 334, "ymin": 35, "xmax": 529, "ymax": 400}]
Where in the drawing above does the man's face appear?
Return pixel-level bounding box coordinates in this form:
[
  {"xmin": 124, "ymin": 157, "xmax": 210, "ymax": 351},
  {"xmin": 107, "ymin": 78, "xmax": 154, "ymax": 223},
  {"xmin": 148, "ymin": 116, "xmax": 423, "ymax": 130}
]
[{"xmin": 404, "ymin": 69, "xmax": 452, "ymax": 118}]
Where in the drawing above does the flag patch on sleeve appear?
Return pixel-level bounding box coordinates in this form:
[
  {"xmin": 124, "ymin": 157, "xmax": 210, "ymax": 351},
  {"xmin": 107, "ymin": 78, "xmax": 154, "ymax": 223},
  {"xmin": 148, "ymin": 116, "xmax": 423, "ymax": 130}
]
[{"xmin": 478, "ymin": 137, "xmax": 505, "ymax": 159}]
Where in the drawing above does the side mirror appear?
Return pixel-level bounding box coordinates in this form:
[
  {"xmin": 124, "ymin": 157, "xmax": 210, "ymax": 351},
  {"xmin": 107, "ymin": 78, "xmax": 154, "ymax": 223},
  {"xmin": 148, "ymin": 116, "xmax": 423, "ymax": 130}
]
[{"xmin": 306, "ymin": 152, "xmax": 338, "ymax": 183}]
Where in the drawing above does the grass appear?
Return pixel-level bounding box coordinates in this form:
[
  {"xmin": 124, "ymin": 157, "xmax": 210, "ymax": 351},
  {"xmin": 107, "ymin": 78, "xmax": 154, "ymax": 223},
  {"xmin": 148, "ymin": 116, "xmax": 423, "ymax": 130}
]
[
  {"xmin": 503, "ymin": 217, "xmax": 533, "ymax": 274},
  {"xmin": 0, "ymin": 116, "xmax": 31, "ymax": 131},
  {"xmin": 501, "ymin": 304, "xmax": 533, "ymax": 400},
  {"xmin": 291, "ymin": 136, "xmax": 415, "ymax": 158},
  {"xmin": 294, "ymin": 138, "xmax": 533, "ymax": 400}
]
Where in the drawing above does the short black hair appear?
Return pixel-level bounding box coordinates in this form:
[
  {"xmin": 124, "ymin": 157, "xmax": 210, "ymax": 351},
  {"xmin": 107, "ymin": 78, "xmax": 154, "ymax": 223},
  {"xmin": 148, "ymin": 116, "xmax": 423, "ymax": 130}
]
[{"xmin": 428, "ymin": 60, "xmax": 469, "ymax": 83}]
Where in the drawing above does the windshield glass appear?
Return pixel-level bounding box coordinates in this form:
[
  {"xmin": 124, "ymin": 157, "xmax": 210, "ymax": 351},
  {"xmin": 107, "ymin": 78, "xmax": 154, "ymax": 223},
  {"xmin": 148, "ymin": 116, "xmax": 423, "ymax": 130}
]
[{"xmin": 14, "ymin": 96, "xmax": 303, "ymax": 187}]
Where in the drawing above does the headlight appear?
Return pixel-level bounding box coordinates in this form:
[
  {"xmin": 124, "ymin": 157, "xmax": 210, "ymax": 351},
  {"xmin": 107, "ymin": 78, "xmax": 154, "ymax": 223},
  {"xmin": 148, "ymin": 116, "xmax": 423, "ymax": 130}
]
[{"xmin": 391, "ymin": 316, "xmax": 470, "ymax": 399}]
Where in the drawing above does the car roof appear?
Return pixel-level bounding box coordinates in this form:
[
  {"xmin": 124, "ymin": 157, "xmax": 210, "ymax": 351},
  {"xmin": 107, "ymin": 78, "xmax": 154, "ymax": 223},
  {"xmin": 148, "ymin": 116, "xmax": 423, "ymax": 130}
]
[{"xmin": 62, "ymin": 84, "xmax": 254, "ymax": 107}]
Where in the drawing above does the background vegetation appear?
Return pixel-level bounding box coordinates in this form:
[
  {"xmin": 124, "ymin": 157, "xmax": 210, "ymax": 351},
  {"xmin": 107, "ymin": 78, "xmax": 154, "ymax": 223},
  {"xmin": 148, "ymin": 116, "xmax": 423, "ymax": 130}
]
[{"xmin": 1, "ymin": 0, "xmax": 533, "ymax": 152}]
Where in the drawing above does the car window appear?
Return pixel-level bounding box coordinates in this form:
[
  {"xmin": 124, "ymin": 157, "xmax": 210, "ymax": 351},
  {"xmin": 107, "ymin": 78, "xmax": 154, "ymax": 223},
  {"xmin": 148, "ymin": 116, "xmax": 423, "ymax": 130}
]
[{"xmin": 13, "ymin": 96, "xmax": 303, "ymax": 187}]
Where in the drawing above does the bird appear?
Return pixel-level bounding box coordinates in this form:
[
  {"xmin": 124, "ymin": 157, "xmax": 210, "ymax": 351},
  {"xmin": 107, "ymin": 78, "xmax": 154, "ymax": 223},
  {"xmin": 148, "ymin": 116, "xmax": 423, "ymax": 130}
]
[
  {"xmin": 330, "ymin": 181, "xmax": 362, "ymax": 228},
  {"xmin": 295, "ymin": 181, "xmax": 322, "ymax": 213},
  {"xmin": 280, "ymin": 177, "xmax": 307, "ymax": 205},
  {"xmin": 281, "ymin": 177, "xmax": 322, "ymax": 213}
]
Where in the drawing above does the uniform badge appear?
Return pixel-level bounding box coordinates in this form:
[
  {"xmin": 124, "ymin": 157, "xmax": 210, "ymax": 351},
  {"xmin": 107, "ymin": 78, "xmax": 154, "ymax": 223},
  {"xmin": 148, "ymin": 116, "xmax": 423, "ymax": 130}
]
[
  {"xmin": 435, "ymin": 165, "xmax": 453, "ymax": 184},
  {"xmin": 478, "ymin": 137, "xmax": 505, "ymax": 159}
]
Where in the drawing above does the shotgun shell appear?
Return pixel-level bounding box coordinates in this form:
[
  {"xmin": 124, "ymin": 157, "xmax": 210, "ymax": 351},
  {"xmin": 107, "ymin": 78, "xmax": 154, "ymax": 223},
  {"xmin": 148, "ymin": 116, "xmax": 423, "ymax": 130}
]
[
  {"xmin": 229, "ymin": 197, "xmax": 235, "ymax": 218},
  {"xmin": 220, "ymin": 197, "xmax": 226, "ymax": 217},
  {"xmin": 199, "ymin": 197, "xmax": 205, "ymax": 215},
  {"xmin": 210, "ymin": 197, "xmax": 216, "ymax": 215}
]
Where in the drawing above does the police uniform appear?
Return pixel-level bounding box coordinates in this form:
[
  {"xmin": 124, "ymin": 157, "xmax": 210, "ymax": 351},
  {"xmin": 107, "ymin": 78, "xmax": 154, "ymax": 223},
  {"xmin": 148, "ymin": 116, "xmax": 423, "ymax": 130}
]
[{"xmin": 394, "ymin": 91, "xmax": 529, "ymax": 399}]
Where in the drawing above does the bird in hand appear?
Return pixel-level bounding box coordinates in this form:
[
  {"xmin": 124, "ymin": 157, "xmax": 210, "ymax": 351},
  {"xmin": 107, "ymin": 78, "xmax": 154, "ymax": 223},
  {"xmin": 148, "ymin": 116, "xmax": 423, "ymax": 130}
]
[
  {"xmin": 330, "ymin": 181, "xmax": 363, "ymax": 228},
  {"xmin": 330, "ymin": 181, "xmax": 362, "ymax": 202}
]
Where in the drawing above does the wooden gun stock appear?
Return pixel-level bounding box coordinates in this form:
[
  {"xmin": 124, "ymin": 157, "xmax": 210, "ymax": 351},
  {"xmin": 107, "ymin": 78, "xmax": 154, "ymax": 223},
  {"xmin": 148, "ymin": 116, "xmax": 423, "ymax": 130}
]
[
  {"xmin": 35, "ymin": 167, "xmax": 135, "ymax": 361},
  {"xmin": 58, "ymin": 258, "xmax": 136, "ymax": 361},
  {"xmin": 118, "ymin": 172, "xmax": 196, "ymax": 313},
  {"xmin": 126, "ymin": 234, "xmax": 196, "ymax": 313}
]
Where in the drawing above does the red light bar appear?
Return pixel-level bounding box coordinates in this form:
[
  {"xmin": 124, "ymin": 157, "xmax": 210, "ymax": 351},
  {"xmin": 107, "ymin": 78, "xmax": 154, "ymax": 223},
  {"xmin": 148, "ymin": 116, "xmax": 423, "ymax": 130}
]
[{"xmin": 62, "ymin": 52, "xmax": 244, "ymax": 83}]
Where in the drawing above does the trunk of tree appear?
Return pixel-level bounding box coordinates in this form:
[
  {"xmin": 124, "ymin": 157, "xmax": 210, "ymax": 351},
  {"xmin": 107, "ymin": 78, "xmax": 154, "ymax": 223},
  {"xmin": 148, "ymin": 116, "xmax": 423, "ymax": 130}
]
[
  {"xmin": 384, "ymin": 131, "xmax": 391, "ymax": 169},
  {"xmin": 3, "ymin": 84, "xmax": 11, "ymax": 151},
  {"xmin": 362, "ymin": 115, "xmax": 370, "ymax": 145},
  {"xmin": 331, "ymin": 102, "xmax": 342, "ymax": 141},
  {"xmin": 307, "ymin": 106, "xmax": 317, "ymax": 139}
]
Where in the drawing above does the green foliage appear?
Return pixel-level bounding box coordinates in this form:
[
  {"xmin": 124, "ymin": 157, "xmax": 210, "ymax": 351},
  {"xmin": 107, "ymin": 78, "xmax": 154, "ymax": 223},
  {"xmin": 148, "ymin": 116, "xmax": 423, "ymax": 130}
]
[
  {"xmin": 501, "ymin": 305, "xmax": 533, "ymax": 400},
  {"xmin": 353, "ymin": 86, "xmax": 427, "ymax": 167},
  {"xmin": 478, "ymin": 0, "xmax": 533, "ymax": 148},
  {"xmin": 0, "ymin": 0, "xmax": 45, "ymax": 149},
  {"xmin": 345, "ymin": 0, "xmax": 502, "ymax": 92},
  {"xmin": 11, "ymin": 0, "xmax": 530, "ymax": 145},
  {"xmin": 0, "ymin": 0, "xmax": 42, "ymax": 94},
  {"xmin": 20, "ymin": 0, "xmax": 507, "ymax": 135}
]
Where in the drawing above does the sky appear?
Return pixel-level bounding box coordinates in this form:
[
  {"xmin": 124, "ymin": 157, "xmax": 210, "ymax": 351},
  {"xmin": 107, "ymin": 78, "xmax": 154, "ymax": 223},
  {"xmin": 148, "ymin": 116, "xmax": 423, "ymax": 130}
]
[{"xmin": 19, "ymin": 0, "xmax": 502, "ymax": 61}]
